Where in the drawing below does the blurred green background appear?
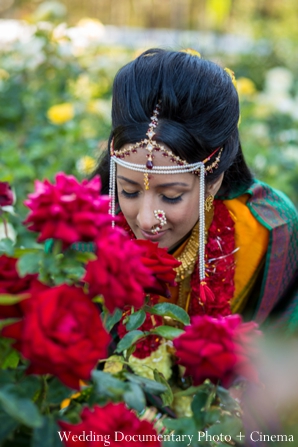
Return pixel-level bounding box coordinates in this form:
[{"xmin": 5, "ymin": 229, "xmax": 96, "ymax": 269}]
[{"xmin": 0, "ymin": 0, "xmax": 298, "ymax": 245}]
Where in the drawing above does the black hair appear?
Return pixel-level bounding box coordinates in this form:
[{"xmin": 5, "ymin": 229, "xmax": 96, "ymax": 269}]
[{"xmin": 94, "ymin": 48, "xmax": 253, "ymax": 196}]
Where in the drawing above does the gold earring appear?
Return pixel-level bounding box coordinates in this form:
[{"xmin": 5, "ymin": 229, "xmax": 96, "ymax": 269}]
[
  {"xmin": 204, "ymin": 195, "xmax": 214, "ymax": 244},
  {"xmin": 204, "ymin": 195, "xmax": 214, "ymax": 212}
]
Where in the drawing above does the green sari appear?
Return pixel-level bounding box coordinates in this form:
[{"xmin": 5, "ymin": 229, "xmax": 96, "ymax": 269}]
[{"xmin": 223, "ymin": 179, "xmax": 298, "ymax": 332}]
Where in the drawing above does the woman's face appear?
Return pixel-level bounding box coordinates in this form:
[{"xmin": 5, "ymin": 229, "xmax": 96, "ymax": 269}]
[{"xmin": 116, "ymin": 144, "xmax": 202, "ymax": 251}]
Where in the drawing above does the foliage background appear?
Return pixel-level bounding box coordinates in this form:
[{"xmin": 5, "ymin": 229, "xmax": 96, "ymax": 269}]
[{"xmin": 0, "ymin": 0, "xmax": 297, "ymax": 247}]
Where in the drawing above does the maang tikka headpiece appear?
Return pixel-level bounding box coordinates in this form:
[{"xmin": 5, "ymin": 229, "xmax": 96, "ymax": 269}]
[
  {"xmin": 109, "ymin": 102, "xmax": 222, "ymax": 301},
  {"xmin": 110, "ymin": 101, "xmax": 223, "ymax": 191}
]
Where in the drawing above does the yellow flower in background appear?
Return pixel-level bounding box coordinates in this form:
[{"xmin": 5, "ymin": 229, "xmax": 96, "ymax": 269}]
[
  {"xmin": 237, "ymin": 77, "xmax": 256, "ymax": 97},
  {"xmin": 0, "ymin": 68, "xmax": 9, "ymax": 80},
  {"xmin": 206, "ymin": 0, "xmax": 232, "ymax": 26},
  {"xmin": 76, "ymin": 156, "xmax": 97, "ymax": 175},
  {"xmin": 47, "ymin": 103, "xmax": 74, "ymax": 125},
  {"xmin": 87, "ymin": 100, "xmax": 99, "ymax": 114}
]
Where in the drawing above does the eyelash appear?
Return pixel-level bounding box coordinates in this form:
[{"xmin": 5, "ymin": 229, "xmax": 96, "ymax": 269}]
[{"xmin": 120, "ymin": 190, "xmax": 183, "ymax": 204}]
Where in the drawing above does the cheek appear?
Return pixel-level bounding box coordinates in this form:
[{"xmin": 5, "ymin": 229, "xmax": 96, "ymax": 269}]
[
  {"xmin": 169, "ymin": 202, "xmax": 199, "ymax": 230},
  {"xmin": 118, "ymin": 197, "xmax": 137, "ymax": 220}
]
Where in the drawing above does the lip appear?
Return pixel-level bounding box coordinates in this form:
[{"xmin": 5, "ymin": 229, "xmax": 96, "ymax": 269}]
[{"xmin": 140, "ymin": 229, "xmax": 167, "ymax": 242}]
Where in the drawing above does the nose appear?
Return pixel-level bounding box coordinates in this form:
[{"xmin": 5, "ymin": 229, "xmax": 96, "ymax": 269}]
[{"xmin": 136, "ymin": 195, "xmax": 161, "ymax": 232}]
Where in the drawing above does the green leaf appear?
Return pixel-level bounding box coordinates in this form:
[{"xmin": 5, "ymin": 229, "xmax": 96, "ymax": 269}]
[
  {"xmin": 18, "ymin": 376, "xmax": 41, "ymax": 400},
  {"xmin": 0, "ymin": 369, "xmax": 14, "ymax": 386},
  {"xmin": 163, "ymin": 417, "xmax": 197, "ymax": 441},
  {"xmin": 0, "ymin": 385, "xmax": 43, "ymax": 428},
  {"xmin": 14, "ymin": 247, "xmax": 41, "ymax": 257},
  {"xmin": 125, "ymin": 372, "xmax": 167, "ymax": 395},
  {"xmin": 32, "ymin": 416, "xmax": 62, "ymax": 447},
  {"xmin": 115, "ymin": 330, "xmax": 144, "ymax": 353},
  {"xmin": 0, "ymin": 338, "xmax": 18, "ymax": 369},
  {"xmin": 0, "ymin": 238, "xmax": 14, "ymax": 256},
  {"xmin": 153, "ymin": 369, "xmax": 173, "ymax": 406},
  {"xmin": 150, "ymin": 325, "xmax": 184, "ymax": 340},
  {"xmin": 207, "ymin": 413, "xmax": 244, "ymax": 441},
  {"xmin": 191, "ymin": 390, "xmax": 209, "ymax": 428},
  {"xmin": 0, "ymin": 409, "xmax": 19, "ymax": 442},
  {"xmin": 126, "ymin": 310, "xmax": 146, "ymax": 331},
  {"xmin": 17, "ymin": 253, "xmax": 41, "ymax": 276},
  {"xmin": 63, "ymin": 264, "xmax": 85, "ymax": 281},
  {"xmin": 126, "ymin": 344, "xmax": 136, "ymax": 360},
  {"xmin": 123, "ymin": 383, "xmax": 146, "ymax": 412},
  {"xmin": 73, "ymin": 251, "xmax": 96, "ymax": 263},
  {"xmin": 204, "ymin": 407, "xmax": 222, "ymax": 425},
  {"xmin": 149, "ymin": 303, "xmax": 190, "ymax": 326},
  {"xmin": 174, "ymin": 386, "xmax": 203, "ymax": 398},
  {"xmin": 104, "ymin": 308, "xmax": 123, "ymax": 332},
  {"xmin": 92, "ymin": 370, "xmax": 128, "ymax": 399},
  {"xmin": 1, "ymin": 348, "xmax": 20, "ymax": 369},
  {"xmin": 0, "ymin": 294, "xmax": 29, "ymax": 305},
  {"xmin": 93, "ymin": 295, "xmax": 104, "ymax": 304},
  {"xmin": 217, "ymin": 386, "xmax": 242, "ymax": 413},
  {"xmin": 46, "ymin": 377, "xmax": 73, "ymax": 405}
]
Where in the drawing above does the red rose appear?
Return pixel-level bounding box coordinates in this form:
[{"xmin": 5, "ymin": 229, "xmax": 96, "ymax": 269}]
[
  {"xmin": 59, "ymin": 402, "xmax": 161, "ymax": 447},
  {"xmin": 173, "ymin": 314, "xmax": 260, "ymax": 387},
  {"xmin": 0, "ymin": 254, "xmax": 40, "ymax": 319},
  {"xmin": 0, "ymin": 182, "xmax": 14, "ymax": 207},
  {"xmin": 24, "ymin": 173, "xmax": 112, "ymax": 247},
  {"xmin": 2, "ymin": 284, "xmax": 110, "ymax": 389},
  {"xmin": 134, "ymin": 240, "xmax": 181, "ymax": 298},
  {"xmin": 84, "ymin": 229, "xmax": 154, "ymax": 313}
]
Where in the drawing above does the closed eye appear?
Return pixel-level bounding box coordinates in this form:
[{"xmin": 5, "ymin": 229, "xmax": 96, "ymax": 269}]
[
  {"xmin": 120, "ymin": 189, "xmax": 139, "ymax": 199},
  {"xmin": 162, "ymin": 195, "xmax": 183, "ymax": 204},
  {"xmin": 120, "ymin": 189, "xmax": 183, "ymax": 204}
]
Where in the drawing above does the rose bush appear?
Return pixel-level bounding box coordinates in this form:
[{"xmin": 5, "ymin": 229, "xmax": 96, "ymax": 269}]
[{"xmin": 0, "ymin": 175, "xmax": 260, "ymax": 446}]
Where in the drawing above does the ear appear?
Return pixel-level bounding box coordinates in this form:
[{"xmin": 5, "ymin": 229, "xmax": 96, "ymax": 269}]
[{"xmin": 205, "ymin": 173, "xmax": 224, "ymax": 197}]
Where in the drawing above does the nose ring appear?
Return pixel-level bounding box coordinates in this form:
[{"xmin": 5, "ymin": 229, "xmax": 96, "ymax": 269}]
[{"xmin": 151, "ymin": 210, "xmax": 167, "ymax": 234}]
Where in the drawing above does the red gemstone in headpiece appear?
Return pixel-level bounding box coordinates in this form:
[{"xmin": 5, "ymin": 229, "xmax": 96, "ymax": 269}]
[{"xmin": 146, "ymin": 160, "xmax": 153, "ymax": 169}]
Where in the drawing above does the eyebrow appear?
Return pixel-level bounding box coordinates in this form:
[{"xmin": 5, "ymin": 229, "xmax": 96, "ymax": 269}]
[{"xmin": 117, "ymin": 175, "xmax": 190, "ymax": 188}]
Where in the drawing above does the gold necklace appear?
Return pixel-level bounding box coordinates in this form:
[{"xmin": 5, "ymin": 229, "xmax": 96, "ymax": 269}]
[
  {"xmin": 174, "ymin": 224, "xmax": 199, "ymax": 282},
  {"xmin": 174, "ymin": 204, "xmax": 214, "ymax": 283}
]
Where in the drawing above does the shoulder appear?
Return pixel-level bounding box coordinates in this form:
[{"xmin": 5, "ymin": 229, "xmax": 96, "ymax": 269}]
[{"xmin": 244, "ymin": 179, "xmax": 298, "ymax": 232}]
